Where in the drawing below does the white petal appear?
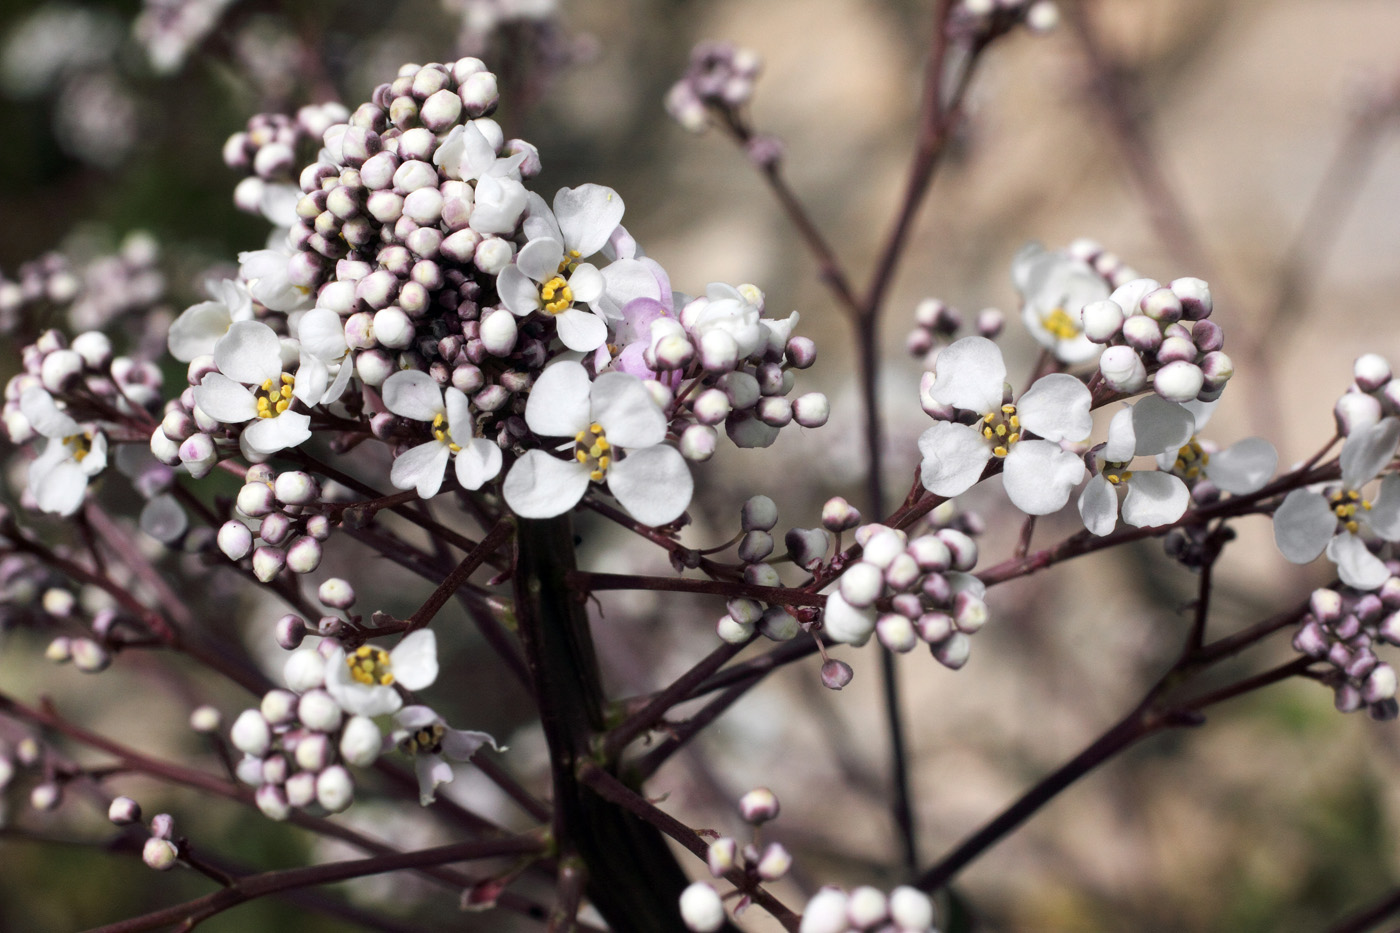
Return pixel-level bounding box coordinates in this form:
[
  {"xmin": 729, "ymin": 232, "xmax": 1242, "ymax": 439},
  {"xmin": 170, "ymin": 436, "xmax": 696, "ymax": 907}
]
[
  {"xmin": 502, "ymin": 450, "xmax": 590, "ymax": 518},
  {"xmin": 293, "ymin": 356, "xmax": 328, "ymax": 407},
  {"xmin": 383, "ymin": 370, "xmax": 446, "ymax": 421},
  {"xmin": 215, "ymin": 320, "xmax": 283, "ymax": 386},
  {"xmin": 1341, "ymin": 418, "xmax": 1400, "ymax": 489},
  {"xmin": 517, "ymin": 237, "xmax": 564, "ymax": 283},
  {"xmin": 444, "ymin": 387, "xmax": 473, "ymax": 429},
  {"xmin": 928, "ymin": 336, "xmax": 1005, "ymax": 414},
  {"xmin": 599, "ymin": 258, "xmax": 663, "ymax": 311},
  {"xmin": 441, "ymin": 728, "xmax": 498, "ymax": 761},
  {"xmin": 566, "ymin": 263, "xmax": 604, "ymax": 303},
  {"xmin": 554, "ymin": 184, "xmax": 625, "ymax": 258},
  {"xmin": 917, "ymin": 422, "xmax": 992, "ymax": 498},
  {"xmin": 390, "ymin": 630, "xmax": 439, "ymax": 691},
  {"xmin": 591, "ymin": 372, "xmax": 665, "ymax": 449},
  {"xmin": 1205, "ymin": 437, "xmax": 1277, "ymax": 494},
  {"xmin": 497, "ymin": 264, "xmax": 542, "ymax": 316},
  {"xmin": 193, "ymin": 373, "xmax": 258, "ymax": 424},
  {"xmin": 1273, "ymin": 489, "xmax": 1335, "ymax": 563},
  {"xmin": 19, "ymin": 387, "xmax": 78, "ymax": 438},
  {"xmin": 326, "ymin": 656, "xmax": 404, "ymax": 717},
  {"xmin": 168, "ymin": 300, "xmax": 233, "ymax": 362},
  {"xmin": 1120, "ymin": 472, "xmax": 1190, "ymax": 528},
  {"xmin": 1328, "ymin": 532, "xmax": 1391, "ymax": 590},
  {"xmin": 554, "ymin": 307, "xmax": 609, "ymax": 352},
  {"xmin": 1003, "ymin": 441, "xmax": 1085, "ymax": 515},
  {"xmin": 454, "ymin": 438, "xmax": 503, "ymax": 490},
  {"xmin": 415, "ymin": 753, "xmax": 454, "ymax": 805},
  {"xmin": 296, "ymin": 308, "xmax": 348, "ymax": 363},
  {"xmin": 1078, "ymin": 475, "xmax": 1120, "ymax": 536},
  {"xmin": 83, "ymin": 432, "xmax": 108, "ymax": 476},
  {"xmin": 241, "ymin": 412, "xmax": 312, "ymax": 456},
  {"xmin": 1104, "ymin": 406, "xmax": 1136, "ymax": 462},
  {"xmin": 1018, "ymin": 373, "xmax": 1092, "ymax": 442},
  {"xmin": 607, "ymin": 445, "xmax": 692, "ymax": 526},
  {"xmin": 32, "ymin": 458, "xmax": 88, "ymax": 515},
  {"xmin": 394, "ymin": 705, "xmax": 439, "ymax": 730},
  {"xmin": 524, "ymin": 361, "xmax": 590, "ymax": 437},
  {"xmin": 1131, "ymin": 396, "xmax": 1196, "ymax": 456},
  {"xmin": 1369, "ymin": 473, "xmax": 1400, "ymax": 540},
  {"xmin": 391, "ymin": 441, "xmax": 450, "ymax": 499}
]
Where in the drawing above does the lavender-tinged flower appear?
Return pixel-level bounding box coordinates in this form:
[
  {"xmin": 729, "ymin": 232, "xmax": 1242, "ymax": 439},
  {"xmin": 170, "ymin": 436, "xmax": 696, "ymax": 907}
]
[
  {"xmin": 503, "ymin": 360, "xmax": 692, "ymax": 525},
  {"xmin": 192, "ymin": 320, "xmax": 313, "ymax": 459},
  {"xmin": 391, "ymin": 705, "xmax": 499, "ymax": 805},
  {"xmin": 917, "ymin": 336, "xmax": 1090, "ymax": 514},
  {"xmin": 381, "ymin": 370, "xmax": 502, "ymax": 498},
  {"xmin": 1274, "ymin": 418, "xmax": 1400, "ymax": 590}
]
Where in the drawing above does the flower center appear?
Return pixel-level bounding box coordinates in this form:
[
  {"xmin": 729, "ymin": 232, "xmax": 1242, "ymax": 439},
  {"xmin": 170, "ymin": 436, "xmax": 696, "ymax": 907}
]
[
  {"xmin": 539, "ymin": 275, "xmax": 574, "ymax": 314},
  {"xmin": 1043, "ymin": 307, "xmax": 1081, "ymax": 341},
  {"xmin": 431, "ymin": 413, "xmax": 462, "ymax": 453},
  {"xmin": 981, "ymin": 404, "xmax": 1021, "ymax": 458},
  {"xmin": 1330, "ymin": 489, "xmax": 1371, "ymax": 535},
  {"xmin": 1170, "ymin": 439, "xmax": 1209, "ymax": 481},
  {"xmin": 254, "ymin": 374, "xmax": 296, "ymax": 419},
  {"xmin": 1102, "ymin": 461, "xmax": 1133, "ymax": 485},
  {"xmin": 346, "ymin": 645, "xmax": 395, "ymax": 686},
  {"xmin": 400, "ymin": 722, "xmax": 446, "ymax": 756},
  {"xmin": 62, "ymin": 431, "xmax": 94, "ymax": 462},
  {"xmin": 574, "ymin": 422, "xmax": 612, "ymax": 481}
]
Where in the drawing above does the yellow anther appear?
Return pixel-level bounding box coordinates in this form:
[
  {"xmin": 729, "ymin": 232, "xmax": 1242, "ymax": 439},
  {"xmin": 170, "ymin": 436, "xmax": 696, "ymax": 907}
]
[
  {"xmin": 1043, "ymin": 307, "xmax": 1081, "ymax": 341},
  {"xmin": 982, "ymin": 403, "xmax": 1021, "ymax": 459},
  {"xmin": 254, "ymin": 372, "xmax": 297, "ymax": 419},
  {"xmin": 574, "ymin": 423, "xmax": 613, "ymax": 481},
  {"xmin": 540, "ymin": 275, "xmax": 574, "ymax": 314},
  {"xmin": 346, "ymin": 644, "xmax": 395, "ymax": 687}
]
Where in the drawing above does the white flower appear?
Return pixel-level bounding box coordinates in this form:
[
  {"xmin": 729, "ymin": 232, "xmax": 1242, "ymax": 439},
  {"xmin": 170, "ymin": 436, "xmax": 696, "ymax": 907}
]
[
  {"xmin": 325, "ymin": 629, "xmax": 439, "ymax": 717},
  {"xmin": 680, "ymin": 283, "xmax": 766, "ymax": 360},
  {"xmin": 167, "ymin": 278, "xmax": 253, "ymax": 362},
  {"xmin": 1011, "ymin": 243, "xmax": 1109, "ymax": 365},
  {"xmin": 1078, "ymin": 397, "xmax": 1195, "ymax": 535},
  {"xmin": 497, "ymin": 185, "xmax": 625, "ymax": 352},
  {"xmin": 503, "ymin": 360, "xmax": 692, "ymax": 525},
  {"xmin": 19, "ymin": 386, "xmax": 107, "ymax": 515},
  {"xmin": 391, "ymin": 705, "xmax": 499, "ymax": 806},
  {"xmin": 293, "ymin": 307, "xmax": 355, "ymax": 406},
  {"xmin": 917, "ymin": 337, "xmax": 1090, "ymax": 515},
  {"xmin": 381, "ymin": 370, "xmax": 502, "ymax": 498},
  {"xmin": 1274, "ymin": 418, "xmax": 1400, "ymax": 589},
  {"xmin": 238, "ymin": 247, "xmax": 310, "ymax": 313},
  {"xmin": 192, "ymin": 320, "xmax": 313, "ymax": 459}
]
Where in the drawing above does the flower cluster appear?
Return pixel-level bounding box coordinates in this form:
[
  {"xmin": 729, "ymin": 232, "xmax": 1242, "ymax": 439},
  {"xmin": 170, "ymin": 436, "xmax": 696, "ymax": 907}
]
[
  {"xmin": 1292, "ymin": 586, "xmax": 1400, "ymax": 719},
  {"xmin": 664, "ymin": 40, "xmax": 763, "ymax": 133},
  {"xmin": 223, "ymin": 104, "xmax": 351, "ymax": 225},
  {"xmin": 216, "ymin": 465, "xmax": 334, "ymax": 580},
  {"xmin": 0, "ymin": 233, "xmax": 165, "ymax": 335}
]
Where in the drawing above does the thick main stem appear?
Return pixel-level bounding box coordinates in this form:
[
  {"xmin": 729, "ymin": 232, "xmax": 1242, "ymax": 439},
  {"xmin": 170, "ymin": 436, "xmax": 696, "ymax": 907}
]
[{"xmin": 513, "ymin": 516, "xmax": 735, "ymax": 933}]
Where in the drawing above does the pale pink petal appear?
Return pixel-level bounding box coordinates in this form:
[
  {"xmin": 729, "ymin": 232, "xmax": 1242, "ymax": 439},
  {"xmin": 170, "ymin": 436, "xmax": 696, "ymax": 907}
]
[
  {"xmin": 1341, "ymin": 418, "xmax": 1400, "ymax": 489},
  {"xmin": 391, "ymin": 440, "xmax": 450, "ymax": 499},
  {"xmin": 553, "ymin": 184, "xmax": 625, "ymax": 258},
  {"xmin": 240, "ymin": 412, "xmax": 312, "ymax": 456},
  {"xmin": 19, "ymin": 387, "xmax": 79, "ymax": 438},
  {"xmin": 517, "ymin": 237, "xmax": 564, "ymax": 283},
  {"xmin": 554, "ymin": 307, "xmax": 608, "ymax": 352},
  {"xmin": 383, "ymin": 370, "xmax": 446, "ymax": 422},
  {"xmin": 591, "ymin": 372, "xmax": 665, "ymax": 449}
]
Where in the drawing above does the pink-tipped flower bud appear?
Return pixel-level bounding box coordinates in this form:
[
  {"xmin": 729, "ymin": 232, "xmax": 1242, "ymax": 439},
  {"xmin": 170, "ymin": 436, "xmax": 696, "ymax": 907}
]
[
  {"xmin": 143, "ymin": 837, "xmax": 179, "ymax": 871},
  {"xmin": 679, "ymin": 423, "xmax": 717, "ymax": 461},
  {"xmin": 680, "ymin": 882, "xmax": 727, "ymax": 932},
  {"xmin": 252, "ymin": 547, "xmax": 286, "ymax": 583},
  {"xmin": 1170, "ymin": 276, "xmax": 1212, "ymax": 319},
  {"xmin": 821, "ymin": 658, "xmax": 854, "ymax": 690},
  {"xmin": 1099, "ymin": 345, "xmax": 1148, "ymax": 393},
  {"xmin": 739, "ymin": 787, "xmax": 780, "ymax": 824},
  {"xmin": 877, "ymin": 613, "xmax": 918, "ymax": 653},
  {"xmin": 821, "ymin": 496, "xmax": 861, "ymax": 532},
  {"xmin": 932, "ymin": 632, "xmax": 971, "ymax": 669},
  {"xmin": 109, "ymin": 796, "xmax": 142, "ymax": 825},
  {"xmin": 791, "ymin": 392, "xmax": 829, "ymax": 428}
]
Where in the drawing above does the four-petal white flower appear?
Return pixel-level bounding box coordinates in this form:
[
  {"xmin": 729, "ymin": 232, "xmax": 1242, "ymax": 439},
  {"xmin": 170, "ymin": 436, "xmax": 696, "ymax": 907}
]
[
  {"xmin": 193, "ymin": 320, "xmax": 314, "ymax": 460},
  {"xmin": 918, "ymin": 337, "xmax": 1091, "ymax": 515},
  {"xmin": 391, "ymin": 705, "xmax": 499, "ymax": 806},
  {"xmin": 325, "ymin": 629, "xmax": 439, "ymax": 717},
  {"xmin": 19, "ymin": 387, "xmax": 107, "ymax": 516},
  {"xmin": 503, "ymin": 360, "xmax": 692, "ymax": 525},
  {"xmin": 382, "ymin": 370, "xmax": 502, "ymax": 499},
  {"xmin": 1011, "ymin": 243, "xmax": 1109, "ymax": 365}
]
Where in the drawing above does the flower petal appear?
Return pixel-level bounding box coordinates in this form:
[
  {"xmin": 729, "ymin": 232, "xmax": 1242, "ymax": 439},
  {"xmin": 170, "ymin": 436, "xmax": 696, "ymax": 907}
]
[
  {"xmin": 390, "ymin": 630, "xmax": 439, "ymax": 691},
  {"xmin": 497, "ymin": 264, "xmax": 542, "ymax": 316},
  {"xmin": 168, "ymin": 300, "xmax": 233, "ymax": 362},
  {"xmin": 193, "ymin": 373, "xmax": 258, "ymax": 424},
  {"xmin": 1369, "ymin": 473, "xmax": 1400, "ymax": 540},
  {"xmin": 502, "ymin": 450, "xmax": 590, "ymax": 518},
  {"xmin": 1205, "ymin": 437, "xmax": 1277, "ymax": 494},
  {"xmin": 607, "ymin": 445, "xmax": 692, "ymax": 526},
  {"xmin": 19, "ymin": 387, "xmax": 78, "ymax": 438},
  {"xmin": 1328, "ymin": 532, "xmax": 1391, "ymax": 590},
  {"xmin": 454, "ymin": 438, "xmax": 503, "ymax": 490},
  {"xmin": 325, "ymin": 651, "xmax": 403, "ymax": 717},
  {"xmin": 917, "ymin": 422, "xmax": 992, "ymax": 498},
  {"xmin": 383, "ymin": 370, "xmax": 446, "ymax": 422},
  {"xmin": 1131, "ymin": 396, "xmax": 1195, "ymax": 456},
  {"xmin": 1003, "ymin": 441, "xmax": 1085, "ymax": 515},
  {"xmin": 524, "ymin": 361, "xmax": 591, "ymax": 437},
  {"xmin": 215, "ymin": 320, "xmax": 283, "ymax": 386},
  {"xmin": 241, "ymin": 412, "xmax": 312, "ymax": 456},
  {"xmin": 1121, "ymin": 471, "xmax": 1190, "ymax": 528},
  {"xmin": 591, "ymin": 372, "xmax": 665, "ymax": 449},
  {"xmin": 1273, "ymin": 489, "xmax": 1335, "ymax": 563},
  {"xmin": 1018, "ymin": 373, "xmax": 1092, "ymax": 443},
  {"xmin": 441, "ymin": 728, "xmax": 499, "ymax": 761},
  {"xmin": 31, "ymin": 458, "xmax": 88, "ymax": 515},
  {"xmin": 1104, "ymin": 406, "xmax": 1136, "ymax": 462},
  {"xmin": 1341, "ymin": 418, "xmax": 1400, "ymax": 489},
  {"xmin": 928, "ymin": 336, "xmax": 1005, "ymax": 414},
  {"xmin": 554, "ymin": 184, "xmax": 625, "ymax": 258},
  {"xmin": 1078, "ymin": 475, "xmax": 1120, "ymax": 536},
  {"xmin": 554, "ymin": 306, "xmax": 609, "ymax": 352},
  {"xmin": 391, "ymin": 440, "xmax": 450, "ymax": 499},
  {"xmin": 517, "ymin": 237, "xmax": 564, "ymax": 283}
]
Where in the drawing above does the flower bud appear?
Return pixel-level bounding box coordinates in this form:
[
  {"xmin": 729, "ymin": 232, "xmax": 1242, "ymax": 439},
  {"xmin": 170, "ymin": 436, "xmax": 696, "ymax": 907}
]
[
  {"xmin": 259, "ymin": 512, "xmax": 293, "ymax": 547},
  {"xmin": 680, "ymin": 882, "xmax": 727, "ymax": 933},
  {"xmin": 45, "ymin": 637, "xmax": 71, "ymax": 663},
  {"xmin": 785, "ymin": 527, "xmax": 830, "ymax": 569},
  {"xmin": 30, "ymin": 782, "xmax": 61, "ymax": 811},
  {"xmin": 860, "ymin": 526, "xmax": 908, "ymax": 569},
  {"xmin": 276, "ymin": 614, "xmax": 308, "ymax": 651},
  {"xmin": 217, "ymin": 521, "xmax": 253, "ymax": 560},
  {"xmin": 791, "ymin": 392, "xmax": 829, "ymax": 428},
  {"xmin": 317, "ymin": 765, "xmax": 355, "ymax": 813},
  {"xmin": 739, "ymin": 786, "xmax": 780, "ymax": 823},
  {"xmin": 801, "ymin": 888, "xmax": 850, "ymax": 933},
  {"xmin": 1140, "ymin": 287, "xmax": 1183, "ymax": 323},
  {"xmin": 839, "ymin": 561, "xmax": 884, "ymax": 608},
  {"xmin": 741, "ymin": 495, "xmax": 778, "ymax": 531},
  {"xmin": 178, "ymin": 433, "xmax": 218, "ymax": 478},
  {"xmin": 298, "ymin": 690, "xmax": 343, "ymax": 732},
  {"xmin": 109, "ymin": 796, "xmax": 142, "ymax": 825},
  {"xmin": 286, "ymin": 536, "xmax": 323, "ymax": 575},
  {"xmin": 847, "ymin": 885, "xmax": 888, "ymax": 928},
  {"xmin": 319, "ymin": 578, "xmax": 356, "ymax": 609},
  {"xmin": 933, "ymin": 632, "xmax": 972, "ymax": 669},
  {"xmin": 755, "ymin": 395, "xmax": 791, "ymax": 427},
  {"xmin": 699, "ymin": 329, "xmax": 740, "ymax": 372},
  {"xmin": 877, "ymin": 613, "xmax": 918, "ymax": 653},
  {"xmin": 917, "ymin": 611, "xmax": 954, "ymax": 643},
  {"xmin": 1354, "ymin": 353, "xmax": 1393, "ymax": 392},
  {"xmin": 707, "ymin": 837, "xmax": 736, "ymax": 876},
  {"xmin": 1170, "ymin": 276, "xmax": 1212, "ymax": 319},
  {"xmin": 237, "ymin": 482, "xmax": 277, "ymax": 518},
  {"xmin": 71, "ymin": 638, "xmax": 111, "ymax": 673},
  {"xmin": 295, "ymin": 732, "xmax": 333, "ymax": 772},
  {"xmin": 1154, "ymin": 361, "xmax": 1205, "ymax": 403},
  {"xmin": 716, "ymin": 614, "xmax": 754, "ymax": 644},
  {"xmin": 889, "ymin": 885, "xmax": 936, "ymax": 929},
  {"xmin": 757, "ymin": 841, "xmax": 793, "ymax": 880},
  {"xmin": 1335, "ymin": 391, "xmax": 1382, "ymax": 436},
  {"xmin": 758, "ymin": 606, "xmax": 800, "ymax": 641},
  {"xmin": 936, "ymin": 528, "xmax": 978, "ymax": 571},
  {"xmin": 284, "ymin": 769, "xmax": 316, "ymax": 807},
  {"xmin": 149, "ymin": 426, "xmax": 180, "ymax": 465},
  {"xmin": 340, "ymin": 716, "xmax": 383, "ymax": 767},
  {"xmin": 785, "ymin": 335, "xmax": 816, "ymax": 368},
  {"xmin": 252, "ymin": 547, "xmax": 286, "ymax": 583},
  {"xmin": 678, "ymin": 423, "xmax": 717, "ymax": 461},
  {"xmin": 459, "ymin": 72, "xmax": 499, "ymax": 116},
  {"xmin": 256, "ymin": 783, "xmax": 291, "ymax": 820},
  {"xmin": 283, "ymin": 649, "xmax": 325, "ymax": 692},
  {"xmin": 738, "ymin": 530, "xmax": 774, "ymax": 563},
  {"xmin": 954, "ymin": 591, "xmax": 989, "ymax": 633},
  {"xmin": 473, "ymin": 237, "xmax": 514, "ymax": 275},
  {"xmin": 260, "ymin": 689, "xmax": 299, "ymax": 726},
  {"xmin": 189, "ymin": 706, "xmax": 222, "ymax": 733},
  {"xmin": 479, "ymin": 308, "xmax": 518, "ymax": 357},
  {"xmin": 143, "ymin": 837, "xmax": 179, "ymax": 871},
  {"xmin": 906, "ymin": 535, "xmax": 951, "ymax": 572},
  {"xmin": 820, "ymin": 496, "xmax": 860, "ymax": 532},
  {"xmin": 1365, "ymin": 664, "xmax": 1398, "ymax": 703},
  {"xmin": 727, "ymin": 597, "xmax": 764, "ymax": 626},
  {"xmin": 231, "ymin": 710, "xmax": 272, "ymax": 757}
]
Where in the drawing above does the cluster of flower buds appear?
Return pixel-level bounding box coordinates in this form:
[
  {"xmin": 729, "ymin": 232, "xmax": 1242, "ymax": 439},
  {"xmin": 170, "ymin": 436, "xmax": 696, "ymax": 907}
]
[
  {"xmin": 229, "ymin": 641, "xmax": 378, "ymax": 820},
  {"xmin": 224, "ymin": 104, "xmax": 351, "ymax": 221},
  {"xmin": 665, "ymin": 40, "xmax": 762, "ymax": 133},
  {"xmin": 1293, "ymin": 585, "xmax": 1400, "ymax": 719},
  {"xmin": 109, "ymin": 799, "xmax": 182, "ymax": 871},
  {"xmin": 948, "ymin": 0, "xmax": 1059, "ymax": 42},
  {"xmin": 680, "ymin": 787, "xmax": 793, "ymax": 931},
  {"xmin": 905, "ymin": 298, "xmax": 1005, "ymax": 367},
  {"xmin": 796, "ymin": 885, "xmax": 939, "ymax": 933},
  {"xmin": 717, "ymin": 496, "xmax": 825, "ymax": 644},
  {"xmin": 1080, "ymin": 272, "xmax": 1230, "ymax": 404},
  {"xmin": 646, "ymin": 285, "xmax": 827, "ymax": 460},
  {"xmin": 215, "ymin": 465, "xmax": 332, "ymax": 580},
  {"xmin": 822, "ymin": 521, "xmax": 986, "ymax": 670},
  {"xmin": 42, "ymin": 605, "xmax": 131, "ymax": 674},
  {"xmin": 0, "ymin": 233, "xmax": 165, "ymax": 335},
  {"xmin": 1335, "ymin": 353, "xmax": 1400, "ymax": 436}
]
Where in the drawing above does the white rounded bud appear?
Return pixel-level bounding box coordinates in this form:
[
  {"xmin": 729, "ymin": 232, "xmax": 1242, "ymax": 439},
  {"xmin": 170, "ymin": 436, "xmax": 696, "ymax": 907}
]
[
  {"xmin": 45, "ymin": 637, "xmax": 71, "ymax": 662},
  {"xmin": 1169, "ymin": 276, "xmax": 1212, "ymax": 319},
  {"xmin": 680, "ymin": 882, "xmax": 726, "ymax": 932},
  {"xmin": 877, "ymin": 613, "xmax": 918, "ymax": 653},
  {"xmin": 339, "ymin": 716, "xmax": 383, "ymax": 767},
  {"xmin": 143, "ymin": 837, "xmax": 179, "ymax": 871},
  {"xmin": 847, "ymin": 885, "xmax": 888, "ymax": 927},
  {"xmin": 480, "ymin": 308, "xmax": 518, "ymax": 356},
  {"xmin": 699, "ymin": 329, "xmax": 739, "ymax": 372},
  {"xmin": 679, "ymin": 424, "xmax": 717, "ymax": 461},
  {"xmin": 252, "ymin": 546, "xmax": 286, "ymax": 582},
  {"xmin": 231, "ymin": 709, "xmax": 272, "ymax": 757},
  {"xmin": 756, "ymin": 841, "xmax": 793, "ymax": 880},
  {"xmin": 294, "ymin": 733, "xmax": 332, "ymax": 772},
  {"xmin": 1153, "ymin": 360, "xmax": 1205, "ymax": 403},
  {"xmin": 316, "ymin": 765, "xmax": 354, "ymax": 813},
  {"xmin": 755, "ymin": 396, "xmax": 791, "ymax": 427},
  {"xmin": 459, "ymin": 72, "xmax": 499, "ymax": 116},
  {"xmin": 319, "ymin": 578, "xmax": 356, "ymax": 609},
  {"xmin": 791, "ymin": 392, "xmax": 829, "ymax": 428},
  {"xmin": 286, "ymin": 536, "xmax": 323, "ymax": 575},
  {"xmin": 256, "ymin": 784, "xmax": 291, "ymax": 820},
  {"xmin": 933, "ymin": 632, "xmax": 972, "ymax": 669},
  {"xmin": 707, "ymin": 836, "xmax": 737, "ymax": 876},
  {"xmin": 889, "ymin": 885, "xmax": 936, "ymax": 929},
  {"xmin": 822, "ymin": 592, "xmax": 875, "ymax": 646},
  {"xmin": 283, "ymin": 649, "xmax": 326, "ymax": 693},
  {"xmin": 861, "ymin": 526, "xmax": 908, "ymax": 569},
  {"xmin": 298, "ymin": 689, "xmax": 343, "ymax": 732},
  {"xmin": 839, "ymin": 561, "xmax": 885, "ymax": 608},
  {"xmin": 758, "ymin": 606, "xmax": 800, "ymax": 641},
  {"xmin": 1335, "ymin": 391, "xmax": 1383, "ymax": 436},
  {"xmin": 1355, "ymin": 353, "xmax": 1392, "ymax": 392},
  {"xmin": 954, "ymin": 591, "xmax": 989, "ymax": 633},
  {"xmin": 189, "ymin": 705, "xmax": 222, "ymax": 733},
  {"xmin": 71, "ymin": 638, "xmax": 111, "ymax": 673},
  {"xmin": 739, "ymin": 786, "xmax": 780, "ymax": 823},
  {"xmin": 1080, "ymin": 298, "xmax": 1124, "ymax": 342},
  {"xmin": 473, "ymin": 236, "xmax": 514, "ymax": 275},
  {"xmin": 149, "ymin": 426, "xmax": 180, "ymax": 465},
  {"xmin": 237, "ymin": 482, "xmax": 277, "ymax": 517},
  {"xmin": 1099, "ymin": 345, "xmax": 1148, "ymax": 393},
  {"xmin": 800, "ymin": 888, "xmax": 850, "ymax": 933},
  {"xmin": 284, "ymin": 770, "xmax": 316, "ymax": 807},
  {"xmin": 260, "ymin": 689, "xmax": 299, "ymax": 725},
  {"xmin": 692, "ymin": 388, "xmax": 731, "ymax": 425},
  {"xmin": 716, "ymin": 614, "xmax": 753, "ymax": 644},
  {"xmin": 738, "ymin": 530, "xmax": 774, "ymax": 563},
  {"xmin": 421, "ymin": 88, "xmax": 463, "ymax": 132}
]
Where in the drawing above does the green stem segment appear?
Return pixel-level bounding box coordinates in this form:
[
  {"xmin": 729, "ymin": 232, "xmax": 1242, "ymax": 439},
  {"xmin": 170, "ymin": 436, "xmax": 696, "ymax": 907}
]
[{"xmin": 513, "ymin": 516, "xmax": 738, "ymax": 933}]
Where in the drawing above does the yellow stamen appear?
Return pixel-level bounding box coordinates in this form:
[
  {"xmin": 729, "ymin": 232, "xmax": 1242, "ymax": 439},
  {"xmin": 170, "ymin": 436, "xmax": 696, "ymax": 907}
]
[{"xmin": 346, "ymin": 644, "xmax": 395, "ymax": 687}]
